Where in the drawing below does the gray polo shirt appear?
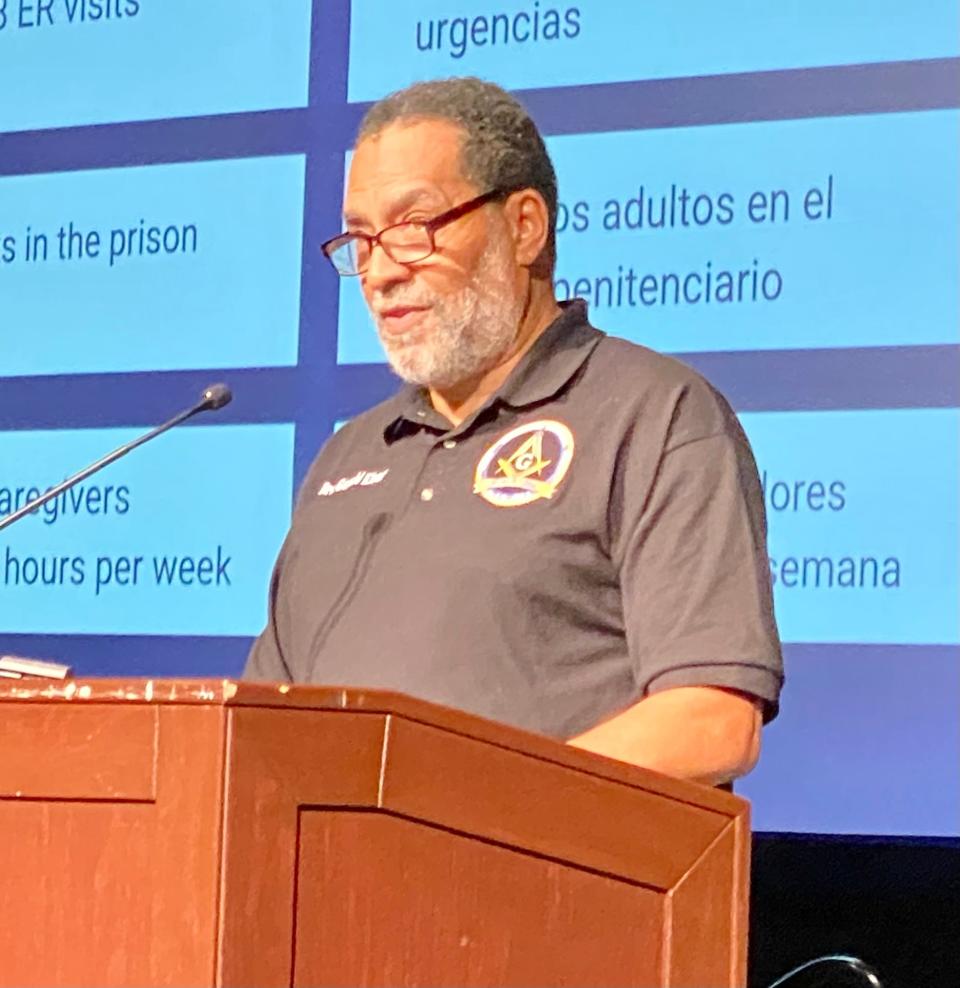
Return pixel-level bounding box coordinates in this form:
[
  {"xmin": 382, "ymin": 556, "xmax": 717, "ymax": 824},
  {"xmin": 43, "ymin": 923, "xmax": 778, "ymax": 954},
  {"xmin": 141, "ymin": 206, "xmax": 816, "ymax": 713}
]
[{"xmin": 246, "ymin": 301, "xmax": 783, "ymax": 738}]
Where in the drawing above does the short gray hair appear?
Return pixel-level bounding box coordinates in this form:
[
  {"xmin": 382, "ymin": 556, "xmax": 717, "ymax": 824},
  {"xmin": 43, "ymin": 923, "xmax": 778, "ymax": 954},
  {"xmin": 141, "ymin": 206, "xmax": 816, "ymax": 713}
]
[{"xmin": 357, "ymin": 77, "xmax": 558, "ymax": 265}]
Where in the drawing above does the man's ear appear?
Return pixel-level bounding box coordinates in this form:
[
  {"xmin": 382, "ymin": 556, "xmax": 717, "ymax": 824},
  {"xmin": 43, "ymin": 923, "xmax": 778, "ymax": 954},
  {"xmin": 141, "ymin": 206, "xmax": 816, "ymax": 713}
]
[{"xmin": 504, "ymin": 188, "xmax": 552, "ymax": 269}]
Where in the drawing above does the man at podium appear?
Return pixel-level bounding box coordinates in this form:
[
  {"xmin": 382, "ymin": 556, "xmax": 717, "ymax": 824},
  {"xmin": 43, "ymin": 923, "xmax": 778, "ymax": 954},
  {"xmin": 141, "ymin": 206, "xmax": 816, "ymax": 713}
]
[{"xmin": 246, "ymin": 77, "xmax": 783, "ymax": 787}]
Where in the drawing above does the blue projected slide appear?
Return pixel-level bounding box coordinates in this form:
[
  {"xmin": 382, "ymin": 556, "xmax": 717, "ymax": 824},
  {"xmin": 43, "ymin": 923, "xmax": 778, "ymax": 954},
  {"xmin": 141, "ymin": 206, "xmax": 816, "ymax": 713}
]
[
  {"xmin": 0, "ymin": 424, "xmax": 294, "ymax": 635},
  {"xmin": 0, "ymin": 155, "xmax": 305, "ymax": 376},
  {"xmin": 741, "ymin": 409, "xmax": 960, "ymax": 645},
  {"xmin": 1, "ymin": 0, "xmax": 958, "ymax": 840},
  {"xmin": 0, "ymin": 0, "xmax": 313, "ymax": 133},
  {"xmin": 348, "ymin": 0, "xmax": 959, "ymax": 101},
  {"xmin": 337, "ymin": 109, "xmax": 959, "ymax": 362}
]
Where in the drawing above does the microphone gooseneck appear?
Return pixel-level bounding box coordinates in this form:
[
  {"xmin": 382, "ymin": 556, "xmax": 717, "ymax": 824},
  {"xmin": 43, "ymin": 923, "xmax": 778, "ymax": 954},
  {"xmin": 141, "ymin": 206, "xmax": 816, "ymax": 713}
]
[{"xmin": 0, "ymin": 383, "xmax": 234, "ymax": 534}]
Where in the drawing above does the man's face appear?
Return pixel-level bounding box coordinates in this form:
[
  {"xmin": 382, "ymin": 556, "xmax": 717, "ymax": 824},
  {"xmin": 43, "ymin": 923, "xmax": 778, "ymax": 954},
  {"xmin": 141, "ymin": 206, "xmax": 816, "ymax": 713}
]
[{"xmin": 344, "ymin": 118, "xmax": 525, "ymax": 389}]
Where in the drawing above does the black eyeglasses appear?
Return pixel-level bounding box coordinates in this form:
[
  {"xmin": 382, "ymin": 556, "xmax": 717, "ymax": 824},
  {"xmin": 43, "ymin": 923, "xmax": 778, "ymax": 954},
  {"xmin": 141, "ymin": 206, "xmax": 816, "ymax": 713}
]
[{"xmin": 321, "ymin": 187, "xmax": 515, "ymax": 276}]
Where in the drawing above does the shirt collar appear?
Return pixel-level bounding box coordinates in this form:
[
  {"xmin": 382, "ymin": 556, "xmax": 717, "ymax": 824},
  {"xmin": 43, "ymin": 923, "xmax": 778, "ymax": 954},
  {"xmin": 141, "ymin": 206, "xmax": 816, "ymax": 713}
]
[
  {"xmin": 383, "ymin": 299, "xmax": 602, "ymax": 443},
  {"xmin": 496, "ymin": 299, "xmax": 601, "ymax": 408}
]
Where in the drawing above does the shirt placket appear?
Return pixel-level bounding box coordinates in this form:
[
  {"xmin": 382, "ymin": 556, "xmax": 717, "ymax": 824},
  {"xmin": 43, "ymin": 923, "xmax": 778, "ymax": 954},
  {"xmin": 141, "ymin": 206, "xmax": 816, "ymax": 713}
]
[{"xmin": 393, "ymin": 409, "xmax": 496, "ymax": 521}]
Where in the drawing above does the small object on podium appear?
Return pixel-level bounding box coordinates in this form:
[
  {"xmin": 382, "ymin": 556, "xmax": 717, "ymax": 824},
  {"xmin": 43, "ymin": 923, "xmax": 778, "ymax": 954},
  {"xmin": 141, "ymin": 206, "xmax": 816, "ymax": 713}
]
[{"xmin": 0, "ymin": 655, "xmax": 73, "ymax": 680}]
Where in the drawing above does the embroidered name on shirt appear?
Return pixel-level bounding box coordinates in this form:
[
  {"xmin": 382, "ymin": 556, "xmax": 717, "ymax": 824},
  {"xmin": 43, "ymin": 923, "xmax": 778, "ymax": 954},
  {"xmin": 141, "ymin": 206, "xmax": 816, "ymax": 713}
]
[{"xmin": 318, "ymin": 469, "xmax": 389, "ymax": 497}]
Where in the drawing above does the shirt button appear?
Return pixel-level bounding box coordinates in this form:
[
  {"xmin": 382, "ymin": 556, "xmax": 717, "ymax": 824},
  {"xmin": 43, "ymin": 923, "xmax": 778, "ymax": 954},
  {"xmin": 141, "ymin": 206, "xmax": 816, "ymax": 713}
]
[
  {"xmin": 443, "ymin": 439, "xmax": 457, "ymax": 449},
  {"xmin": 416, "ymin": 410, "xmax": 427, "ymax": 418},
  {"xmin": 420, "ymin": 487, "xmax": 434, "ymax": 502}
]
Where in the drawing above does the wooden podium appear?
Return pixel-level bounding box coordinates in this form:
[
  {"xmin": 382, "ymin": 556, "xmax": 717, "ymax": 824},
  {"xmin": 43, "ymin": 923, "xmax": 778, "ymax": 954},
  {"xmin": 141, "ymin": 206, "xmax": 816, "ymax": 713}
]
[{"xmin": 0, "ymin": 679, "xmax": 749, "ymax": 987}]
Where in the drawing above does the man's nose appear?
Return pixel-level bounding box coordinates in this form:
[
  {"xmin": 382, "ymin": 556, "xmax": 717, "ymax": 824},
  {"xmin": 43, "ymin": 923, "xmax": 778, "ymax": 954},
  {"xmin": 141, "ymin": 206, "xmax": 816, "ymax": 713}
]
[{"xmin": 363, "ymin": 242, "xmax": 414, "ymax": 294}]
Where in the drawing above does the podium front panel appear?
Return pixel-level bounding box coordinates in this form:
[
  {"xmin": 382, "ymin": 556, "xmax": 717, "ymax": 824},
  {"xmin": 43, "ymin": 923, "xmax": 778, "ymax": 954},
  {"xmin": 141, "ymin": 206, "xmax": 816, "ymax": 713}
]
[
  {"xmin": 0, "ymin": 680, "xmax": 748, "ymax": 987},
  {"xmin": 293, "ymin": 810, "xmax": 662, "ymax": 987}
]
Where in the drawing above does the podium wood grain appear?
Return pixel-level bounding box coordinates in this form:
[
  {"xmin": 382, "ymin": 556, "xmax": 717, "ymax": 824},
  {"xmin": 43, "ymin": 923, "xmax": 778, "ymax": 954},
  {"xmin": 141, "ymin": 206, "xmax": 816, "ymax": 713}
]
[{"xmin": 0, "ymin": 679, "xmax": 750, "ymax": 987}]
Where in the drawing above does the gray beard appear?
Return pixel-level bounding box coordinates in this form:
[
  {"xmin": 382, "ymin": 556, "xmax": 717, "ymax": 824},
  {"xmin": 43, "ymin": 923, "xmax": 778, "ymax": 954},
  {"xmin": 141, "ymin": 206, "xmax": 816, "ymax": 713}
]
[{"xmin": 371, "ymin": 240, "xmax": 524, "ymax": 390}]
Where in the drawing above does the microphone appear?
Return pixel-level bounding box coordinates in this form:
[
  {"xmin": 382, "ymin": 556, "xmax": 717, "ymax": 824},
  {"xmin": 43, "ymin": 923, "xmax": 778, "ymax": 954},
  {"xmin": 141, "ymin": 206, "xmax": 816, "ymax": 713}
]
[
  {"xmin": 0, "ymin": 383, "xmax": 233, "ymax": 534},
  {"xmin": 199, "ymin": 383, "xmax": 232, "ymax": 410}
]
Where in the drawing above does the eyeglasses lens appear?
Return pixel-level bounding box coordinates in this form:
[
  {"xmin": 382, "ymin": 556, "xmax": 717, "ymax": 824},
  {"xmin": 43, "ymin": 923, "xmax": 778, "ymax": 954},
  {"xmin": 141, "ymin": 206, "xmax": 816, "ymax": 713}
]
[{"xmin": 380, "ymin": 224, "xmax": 432, "ymax": 264}]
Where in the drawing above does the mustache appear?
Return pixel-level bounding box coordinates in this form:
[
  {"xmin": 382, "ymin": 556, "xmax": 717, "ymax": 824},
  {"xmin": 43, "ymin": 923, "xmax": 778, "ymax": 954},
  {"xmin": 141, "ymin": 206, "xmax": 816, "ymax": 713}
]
[{"xmin": 371, "ymin": 287, "xmax": 437, "ymax": 313}]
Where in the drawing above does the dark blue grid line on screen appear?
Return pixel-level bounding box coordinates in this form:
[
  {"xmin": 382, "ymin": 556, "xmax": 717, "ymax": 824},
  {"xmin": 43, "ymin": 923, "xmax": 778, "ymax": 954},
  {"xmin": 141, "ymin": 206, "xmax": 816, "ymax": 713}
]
[
  {"xmin": 4, "ymin": 342, "xmax": 955, "ymax": 455},
  {"xmin": 0, "ymin": 634, "xmax": 251, "ymax": 678},
  {"xmin": 292, "ymin": 149, "xmax": 349, "ymax": 485},
  {"xmin": 307, "ymin": 0, "xmax": 351, "ymax": 108},
  {"xmin": 1, "ymin": 633, "xmax": 956, "ymax": 688},
  {"xmin": 685, "ymin": 345, "xmax": 960, "ymax": 412},
  {"xmin": 518, "ymin": 57, "xmax": 960, "ymax": 138},
  {"xmin": 1, "ymin": 59, "xmax": 957, "ymax": 178},
  {"xmin": 0, "ymin": 368, "xmax": 308, "ymax": 431},
  {"xmin": 333, "ymin": 363, "xmax": 403, "ymax": 420},
  {"xmin": 340, "ymin": 58, "xmax": 960, "ymax": 146},
  {"xmin": 331, "ymin": 345, "xmax": 960, "ymax": 420},
  {"xmin": 0, "ymin": 109, "xmax": 314, "ymax": 178}
]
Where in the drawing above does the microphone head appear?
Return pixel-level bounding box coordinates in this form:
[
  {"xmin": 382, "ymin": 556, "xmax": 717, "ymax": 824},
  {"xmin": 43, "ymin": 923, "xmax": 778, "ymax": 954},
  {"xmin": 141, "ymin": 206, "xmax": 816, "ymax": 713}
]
[{"xmin": 200, "ymin": 383, "xmax": 233, "ymax": 411}]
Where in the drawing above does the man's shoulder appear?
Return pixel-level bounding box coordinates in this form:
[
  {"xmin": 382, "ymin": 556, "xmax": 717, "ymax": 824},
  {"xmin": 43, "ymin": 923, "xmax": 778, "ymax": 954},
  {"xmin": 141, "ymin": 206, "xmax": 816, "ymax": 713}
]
[
  {"xmin": 585, "ymin": 329, "xmax": 726, "ymax": 407},
  {"xmin": 589, "ymin": 330, "xmax": 704, "ymax": 389},
  {"xmin": 581, "ymin": 327, "xmax": 741, "ymax": 446}
]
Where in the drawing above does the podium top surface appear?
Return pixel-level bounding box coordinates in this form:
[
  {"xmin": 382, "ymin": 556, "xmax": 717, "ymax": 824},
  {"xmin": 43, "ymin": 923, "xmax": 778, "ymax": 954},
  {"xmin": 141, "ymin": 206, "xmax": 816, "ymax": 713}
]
[
  {"xmin": 0, "ymin": 677, "xmax": 745, "ymax": 815},
  {"xmin": 0, "ymin": 676, "xmax": 373, "ymax": 708}
]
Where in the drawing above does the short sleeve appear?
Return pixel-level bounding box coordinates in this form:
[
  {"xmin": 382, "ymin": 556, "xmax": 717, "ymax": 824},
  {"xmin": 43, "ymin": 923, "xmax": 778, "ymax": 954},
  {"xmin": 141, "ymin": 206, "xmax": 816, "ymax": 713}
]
[{"xmin": 613, "ymin": 407, "xmax": 783, "ymax": 722}]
